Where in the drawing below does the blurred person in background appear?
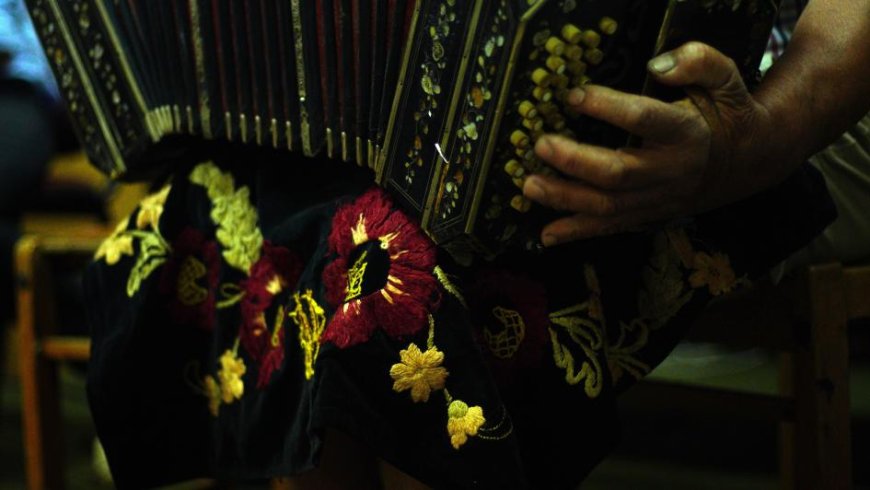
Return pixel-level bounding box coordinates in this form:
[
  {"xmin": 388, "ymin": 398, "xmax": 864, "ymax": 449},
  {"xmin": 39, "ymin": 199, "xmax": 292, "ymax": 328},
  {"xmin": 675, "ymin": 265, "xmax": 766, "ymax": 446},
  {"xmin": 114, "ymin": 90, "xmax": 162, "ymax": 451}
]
[{"xmin": 0, "ymin": 0, "xmax": 59, "ymax": 330}]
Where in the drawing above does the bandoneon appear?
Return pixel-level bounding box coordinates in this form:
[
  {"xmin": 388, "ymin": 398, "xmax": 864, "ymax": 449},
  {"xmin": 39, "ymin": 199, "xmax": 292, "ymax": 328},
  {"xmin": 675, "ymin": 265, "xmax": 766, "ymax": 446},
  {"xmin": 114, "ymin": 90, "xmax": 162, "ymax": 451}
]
[{"xmin": 26, "ymin": 0, "xmax": 779, "ymax": 257}]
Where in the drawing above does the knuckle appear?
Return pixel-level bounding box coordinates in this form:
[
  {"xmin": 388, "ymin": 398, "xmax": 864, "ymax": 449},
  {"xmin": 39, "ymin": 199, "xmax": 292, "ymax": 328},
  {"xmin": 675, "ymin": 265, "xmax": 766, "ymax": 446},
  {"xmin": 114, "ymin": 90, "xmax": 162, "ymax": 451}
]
[
  {"xmin": 628, "ymin": 104, "xmax": 653, "ymax": 130},
  {"xmin": 597, "ymin": 221, "xmax": 621, "ymax": 237},
  {"xmin": 688, "ymin": 113, "xmax": 712, "ymax": 139},
  {"xmin": 561, "ymin": 148, "xmax": 584, "ymax": 176},
  {"xmin": 605, "ymin": 155, "xmax": 628, "ymax": 188},
  {"xmin": 565, "ymin": 219, "xmax": 589, "ymax": 242},
  {"xmin": 721, "ymin": 55, "xmax": 739, "ymax": 75},
  {"xmin": 552, "ymin": 188, "xmax": 573, "ymax": 212},
  {"xmin": 684, "ymin": 41, "xmax": 710, "ymax": 62},
  {"xmin": 596, "ymin": 194, "xmax": 618, "ymax": 216}
]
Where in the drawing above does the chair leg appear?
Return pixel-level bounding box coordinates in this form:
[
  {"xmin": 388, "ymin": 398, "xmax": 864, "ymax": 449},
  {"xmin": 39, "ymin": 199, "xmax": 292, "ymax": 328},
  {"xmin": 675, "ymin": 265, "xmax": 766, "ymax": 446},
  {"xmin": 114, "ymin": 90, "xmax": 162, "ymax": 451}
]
[
  {"xmin": 16, "ymin": 236, "xmax": 65, "ymax": 490},
  {"xmin": 792, "ymin": 264, "xmax": 851, "ymax": 490},
  {"xmin": 778, "ymin": 352, "xmax": 796, "ymax": 490}
]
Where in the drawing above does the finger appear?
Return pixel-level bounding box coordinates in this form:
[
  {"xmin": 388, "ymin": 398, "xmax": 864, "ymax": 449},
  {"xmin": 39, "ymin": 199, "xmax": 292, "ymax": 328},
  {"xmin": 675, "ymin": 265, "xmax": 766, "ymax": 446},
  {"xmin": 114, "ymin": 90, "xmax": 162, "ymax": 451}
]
[
  {"xmin": 534, "ymin": 135, "xmax": 690, "ymax": 189},
  {"xmin": 522, "ymin": 174, "xmax": 672, "ymax": 217},
  {"xmin": 539, "ymin": 205, "xmax": 677, "ymax": 246},
  {"xmin": 647, "ymin": 41, "xmax": 749, "ymax": 99},
  {"xmin": 565, "ymin": 85, "xmax": 698, "ymax": 143}
]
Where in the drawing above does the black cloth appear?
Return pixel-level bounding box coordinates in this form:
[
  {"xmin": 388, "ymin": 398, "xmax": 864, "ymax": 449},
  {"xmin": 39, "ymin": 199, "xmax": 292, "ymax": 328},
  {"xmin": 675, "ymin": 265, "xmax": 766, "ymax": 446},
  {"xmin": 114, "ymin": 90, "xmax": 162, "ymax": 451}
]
[{"xmin": 84, "ymin": 146, "xmax": 834, "ymax": 489}]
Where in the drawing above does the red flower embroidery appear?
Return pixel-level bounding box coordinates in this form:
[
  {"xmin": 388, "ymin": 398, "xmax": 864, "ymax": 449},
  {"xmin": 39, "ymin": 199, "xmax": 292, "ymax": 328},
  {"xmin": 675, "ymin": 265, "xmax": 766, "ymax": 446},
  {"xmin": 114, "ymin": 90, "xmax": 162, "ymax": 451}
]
[
  {"xmin": 322, "ymin": 188, "xmax": 440, "ymax": 348},
  {"xmin": 468, "ymin": 270, "xmax": 550, "ymax": 381},
  {"xmin": 159, "ymin": 228, "xmax": 221, "ymax": 330},
  {"xmin": 239, "ymin": 242, "xmax": 302, "ymax": 388}
]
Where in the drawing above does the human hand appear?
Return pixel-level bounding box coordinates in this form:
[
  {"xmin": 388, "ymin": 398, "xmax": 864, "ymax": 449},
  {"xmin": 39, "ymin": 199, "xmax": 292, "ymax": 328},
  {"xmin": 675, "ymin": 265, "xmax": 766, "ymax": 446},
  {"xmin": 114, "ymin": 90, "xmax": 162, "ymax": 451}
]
[{"xmin": 522, "ymin": 42, "xmax": 779, "ymax": 247}]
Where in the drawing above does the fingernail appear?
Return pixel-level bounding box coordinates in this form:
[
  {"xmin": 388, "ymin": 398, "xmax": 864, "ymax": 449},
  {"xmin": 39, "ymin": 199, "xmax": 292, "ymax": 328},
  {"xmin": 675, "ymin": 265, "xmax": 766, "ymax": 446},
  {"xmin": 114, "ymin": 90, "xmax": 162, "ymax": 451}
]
[
  {"xmin": 648, "ymin": 53, "xmax": 676, "ymax": 74},
  {"xmin": 567, "ymin": 87, "xmax": 586, "ymax": 105},
  {"xmin": 523, "ymin": 176, "xmax": 546, "ymax": 201},
  {"xmin": 542, "ymin": 233, "xmax": 558, "ymax": 247},
  {"xmin": 534, "ymin": 135, "xmax": 555, "ymax": 159}
]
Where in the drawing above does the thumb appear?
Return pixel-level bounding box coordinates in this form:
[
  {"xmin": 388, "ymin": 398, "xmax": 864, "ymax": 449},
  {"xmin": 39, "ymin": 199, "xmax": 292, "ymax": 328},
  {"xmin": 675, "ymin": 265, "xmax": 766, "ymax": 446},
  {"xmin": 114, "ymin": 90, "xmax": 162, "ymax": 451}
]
[{"xmin": 647, "ymin": 41, "xmax": 748, "ymax": 97}]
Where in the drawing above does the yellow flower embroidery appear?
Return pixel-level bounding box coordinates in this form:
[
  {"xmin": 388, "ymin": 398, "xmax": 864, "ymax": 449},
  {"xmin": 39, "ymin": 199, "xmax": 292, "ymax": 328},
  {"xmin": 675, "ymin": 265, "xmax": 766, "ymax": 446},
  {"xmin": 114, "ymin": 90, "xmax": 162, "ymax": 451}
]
[
  {"xmin": 189, "ymin": 162, "xmax": 263, "ymax": 274},
  {"xmin": 135, "ymin": 185, "xmax": 171, "ymax": 230},
  {"xmin": 217, "ymin": 349, "xmax": 246, "ymax": 403},
  {"xmin": 204, "ymin": 375, "xmax": 221, "ymax": 417},
  {"xmin": 390, "ymin": 344, "xmax": 449, "ymax": 403},
  {"xmin": 95, "ymin": 218, "xmax": 134, "ymax": 265},
  {"xmin": 446, "ymin": 400, "xmax": 485, "ymax": 449},
  {"xmin": 689, "ymin": 252, "xmax": 737, "ymax": 296}
]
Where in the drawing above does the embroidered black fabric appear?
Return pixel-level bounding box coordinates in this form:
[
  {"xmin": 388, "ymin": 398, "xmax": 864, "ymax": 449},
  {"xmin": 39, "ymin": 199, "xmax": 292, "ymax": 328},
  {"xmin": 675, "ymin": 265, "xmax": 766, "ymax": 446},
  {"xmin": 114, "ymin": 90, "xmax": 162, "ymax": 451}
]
[{"xmin": 83, "ymin": 146, "xmax": 835, "ymax": 489}]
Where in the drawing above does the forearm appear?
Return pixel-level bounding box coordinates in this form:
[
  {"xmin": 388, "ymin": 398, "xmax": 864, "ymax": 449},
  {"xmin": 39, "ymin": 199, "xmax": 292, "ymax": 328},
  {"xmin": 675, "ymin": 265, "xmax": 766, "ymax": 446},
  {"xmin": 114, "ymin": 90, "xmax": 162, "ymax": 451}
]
[{"xmin": 752, "ymin": 0, "xmax": 870, "ymax": 177}]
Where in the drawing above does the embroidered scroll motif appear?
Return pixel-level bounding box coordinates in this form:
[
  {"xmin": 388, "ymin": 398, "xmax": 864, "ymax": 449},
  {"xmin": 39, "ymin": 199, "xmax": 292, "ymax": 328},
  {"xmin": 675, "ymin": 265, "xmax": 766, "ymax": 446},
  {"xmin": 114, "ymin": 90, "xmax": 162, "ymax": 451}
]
[
  {"xmin": 548, "ymin": 302, "xmax": 605, "ymax": 398},
  {"xmin": 434, "ymin": 265, "xmax": 467, "ymax": 308},
  {"xmin": 125, "ymin": 232, "xmax": 169, "ymax": 298},
  {"xmin": 95, "ymin": 185, "xmax": 173, "ymax": 298},
  {"xmin": 288, "ymin": 290, "xmax": 327, "ymax": 380},
  {"xmin": 135, "ymin": 185, "xmax": 171, "ymax": 230},
  {"xmin": 95, "ymin": 218, "xmax": 134, "ymax": 265}
]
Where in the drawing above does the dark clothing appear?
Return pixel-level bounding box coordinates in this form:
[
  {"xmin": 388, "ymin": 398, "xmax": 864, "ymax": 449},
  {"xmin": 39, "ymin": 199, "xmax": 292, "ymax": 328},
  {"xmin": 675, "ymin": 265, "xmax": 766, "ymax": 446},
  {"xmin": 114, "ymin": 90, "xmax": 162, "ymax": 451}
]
[{"xmin": 83, "ymin": 145, "xmax": 834, "ymax": 489}]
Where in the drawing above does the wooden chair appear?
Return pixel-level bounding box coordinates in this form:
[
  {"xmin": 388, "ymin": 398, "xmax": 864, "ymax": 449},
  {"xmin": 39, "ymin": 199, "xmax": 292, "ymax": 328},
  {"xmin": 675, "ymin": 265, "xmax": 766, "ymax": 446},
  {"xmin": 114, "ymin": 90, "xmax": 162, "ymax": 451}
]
[
  {"xmin": 15, "ymin": 151, "xmax": 147, "ymax": 489},
  {"xmin": 630, "ymin": 262, "xmax": 870, "ymax": 490},
  {"xmin": 16, "ymin": 227, "xmax": 107, "ymax": 490}
]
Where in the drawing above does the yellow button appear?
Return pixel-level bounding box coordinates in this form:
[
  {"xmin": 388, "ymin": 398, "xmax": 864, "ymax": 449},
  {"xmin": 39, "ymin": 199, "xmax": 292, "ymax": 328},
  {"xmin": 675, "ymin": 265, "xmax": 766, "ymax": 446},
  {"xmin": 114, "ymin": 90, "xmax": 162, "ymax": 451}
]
[
  {"xmin": 538, "ymin": 166, "xmax": 557, "ymax": 177},
  {"xmin": 518, "ymin": 100, "xmax": 538, "ymax": 118},
  {"xmin": 552, "ymin": 74, "xmax": 569, "ymax": 90},
  {"xmin": 512, "ymin": 177, "xmax": 525, "ymax": 189},
  {"xmin": 585, "ymin": 48, "xmax": 604, "ymax": 65},
  {"xmin": 547, "ymin": 115, "xmax": 566, "ymax": 131},
  {"xmin": 581, "ymin": 30, "xmax": 601, "ymax": 48},
  {"xmin": 532, "ymin": 86, "xmax": 552, "ymax": 102},
  {"xmin": 516, "ymin": 147, "xmax": 534, "ymax": 160},
  {"xmin": 522, "ymin": 117, "xmax": 544, "ymax": 132},
  {"xmin": 536, "ymin": 101, "xmax": 558, "ymax": 116},
  {"xmin": 510, "ymin": 130, "xmax": 530, "ymax": 148},
  {"xmin": 504, "ymin": 159, "xmax": 525, "ymax": 178},
  {"xmin": 531, "ymin": 68, "xmax": 551, "ymax": 87},
  {"xmin": 545, "ymin": 37, "xmax": 566, "ymax": 56},
  {"xmin": 565, "ymin": 45, "xmax": 584, "ymax": 61},
  {"xmin": 567, "ymin": 60, "xmax": 587, "ymax": 75},
  {"xmin": 599, "ymin": 17, "xmax": 618, "ymax": 35},
  {"xmin": 546, "ymin": 56, "xmax": 566, "ymax": 74},
  {"xmin": 572, "ymin": 74, "xmax": 591, "ymax": 87},
  {"xmin": 561, "ymin": 24, "xmax": 582, "ymax": 44},
  {"xmin": 510, "ymin": 195, "xmax": 532, "ymax": 213}
]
